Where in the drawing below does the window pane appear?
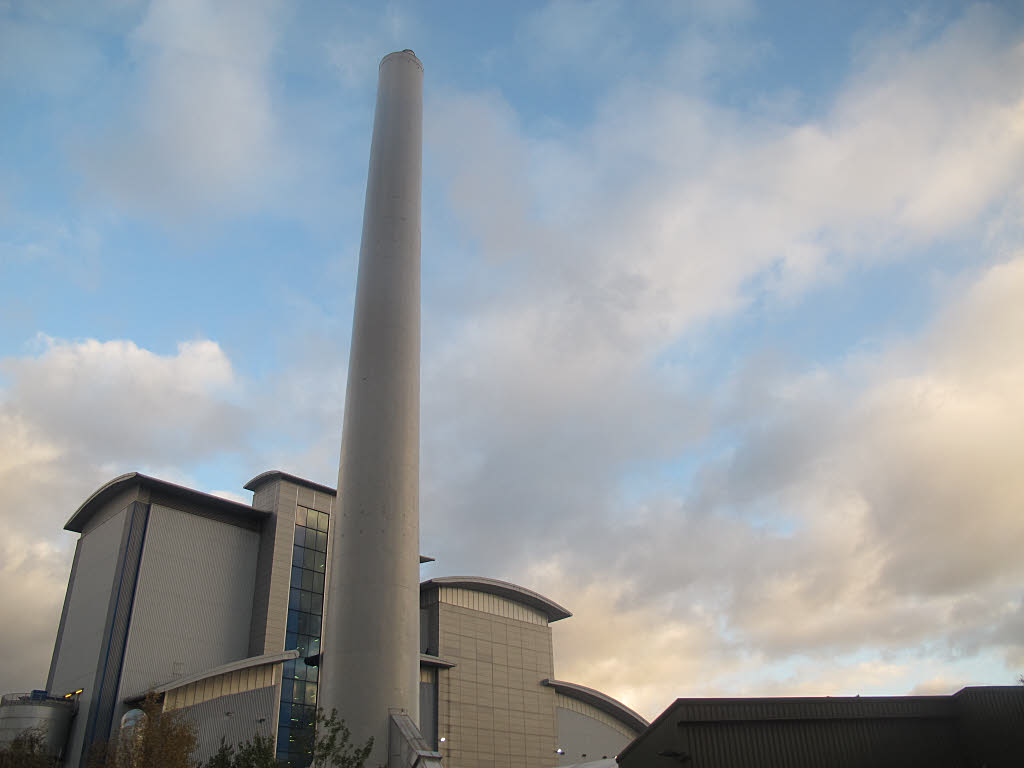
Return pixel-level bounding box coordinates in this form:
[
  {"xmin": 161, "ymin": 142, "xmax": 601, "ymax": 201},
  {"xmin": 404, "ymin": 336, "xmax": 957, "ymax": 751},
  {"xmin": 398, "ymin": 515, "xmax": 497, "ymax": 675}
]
[
  {"xmin": 280, "ymin": 680, "xmax": 292, "ymax": 703},
  {"xmin": 313, "ymin": 572, "xmax": 324, "ymax": 594},
  {"xmin": 302, "ymin": 569, "xmax": 315, "ymax": 592},
  {"xmin": 297, "ymin": 612, "xmax": 309, "ymax": 635},
  {"xmin": 289, "ymin": 588, "xmax": 301, "ymax": 611},
  {"xmin": 283, "ymin": 659, "xmax": 295, "ymax": 679},
  {"xmin": 316, "ymin": 511, "xmax": 329, "ymax": 532},
  {"xmin": 296, "ymin": 635, "xmax": 309, "ymax": 656},
  {"xmin": 291, "ymin": 566, "xmax": 302, "ymax": 587},
  {"xmin": 303, "ymin": 548, "xmax": 317, "ymax": 570},
  {"xmin": 311, "ymin": 596, "xmax": 322, "ymax": 616},
  {"xmin": 286, "ymin": 632, "xmax": 297, "ymax": 650},
  {"xmin": 305, "ymin": 682, "xmax": 318, "ymax": 706},
  {"xmin": 309, "ymin": 614, "xmax": 322, "ymax": 636},
  {"xmin": 315, "ymin": 531, "xmax": 327, "ymax": 553},
  {"xmin": 287, "ymin": 610, "xmax": 299, "ymax": 633},
  {"xmin": 314, "ymin": 551, "xmax": 326, "ymax": 571},
  {"xmin": 295, "ymin": 507, "xmax": 307, "ymax": 527},
  {"xmin": 294, "ymin": 527, "xmax": 306, "ymax": 548},
  {"xmin": 309, "ymin": 636, "xmax": 320, "ymax": 655},
  {"xmin": 279, "ymin": 703, "xmax": 292, "ymax": 726},
  {"xmin": 299, "ymin": 591, "xmax": 311, "ymax": 613}
]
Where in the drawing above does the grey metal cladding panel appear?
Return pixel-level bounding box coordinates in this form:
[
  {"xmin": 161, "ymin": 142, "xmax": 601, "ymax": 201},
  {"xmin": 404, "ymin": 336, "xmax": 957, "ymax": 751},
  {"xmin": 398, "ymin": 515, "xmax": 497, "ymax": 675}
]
[
  {"xmin": 148, "ymin": 489, "xmax": 261, "ymax": 532},
  {"xmin": 47, "ymin": 506, "xmax": 128, "ymax": 768},
  {"xmin": 46, "ymin": 538, "xmax": 82, "ymax": 693},
  {"xmin": 86, "ymin": 502, "xmax": 150, "ymax": 752},
  {"xmin": 177, "ymin": 685, "xmax": 279, "ymax": 764},
  {"xmin": 248, "ymin": 513, "xmax": 278, "ymax": 656},
  {"xmin": 555, "ymin": 708, "xmax": 632, "ymax": 765},
  {"xmin": 79, "ymin": 485, "xmax": 141, "ymax": 536},
  {"xmin": 117, "ymin": 504, "xmax": 260, "ymax": 703}
]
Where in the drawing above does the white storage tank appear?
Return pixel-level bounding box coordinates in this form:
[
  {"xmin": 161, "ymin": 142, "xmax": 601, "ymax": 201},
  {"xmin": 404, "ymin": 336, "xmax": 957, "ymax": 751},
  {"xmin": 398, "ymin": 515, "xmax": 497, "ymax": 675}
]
[{"xmin": 0, "ymin": 690, "xmax": 75, "ymax": 761}]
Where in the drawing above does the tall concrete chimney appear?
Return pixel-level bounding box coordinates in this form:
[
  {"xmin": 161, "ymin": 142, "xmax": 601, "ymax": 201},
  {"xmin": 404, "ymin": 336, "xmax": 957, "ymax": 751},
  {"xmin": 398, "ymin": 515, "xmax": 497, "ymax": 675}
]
[{"xmin": 319, "ymin": 49, "xmax": 423, "ymax": 763}]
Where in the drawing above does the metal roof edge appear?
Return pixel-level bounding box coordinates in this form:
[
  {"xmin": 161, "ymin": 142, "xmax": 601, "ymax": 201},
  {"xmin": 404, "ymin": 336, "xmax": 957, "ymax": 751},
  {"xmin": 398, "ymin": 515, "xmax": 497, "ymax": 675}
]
[
  {"xmin": 420, "ymin": 576, "xmax": 572, "ymax": 622},
  {"xmin": 144, "ymin": 650, "xmax": 301, "ymax": 697},
  {"xmin": 542, "ymin": 679, "xmax": 649, "ymax": 733},
  {"xmin": 243, "ymin": 470, "xmax": 336, "ymax": 496},
  {"xmin": 66, "ymin": 472, "xmax": 267, "ymax": 533}
]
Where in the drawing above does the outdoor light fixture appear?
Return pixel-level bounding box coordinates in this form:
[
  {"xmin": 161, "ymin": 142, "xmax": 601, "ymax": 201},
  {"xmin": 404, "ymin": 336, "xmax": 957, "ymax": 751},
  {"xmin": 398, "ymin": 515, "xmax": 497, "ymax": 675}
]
[
  {"xmin": 555, "ymin": 748, "xmax": 565, "ymax": 754},
  {"xmin": 439, "ymin": 737, "xmax": 446, "ymax": 743}
]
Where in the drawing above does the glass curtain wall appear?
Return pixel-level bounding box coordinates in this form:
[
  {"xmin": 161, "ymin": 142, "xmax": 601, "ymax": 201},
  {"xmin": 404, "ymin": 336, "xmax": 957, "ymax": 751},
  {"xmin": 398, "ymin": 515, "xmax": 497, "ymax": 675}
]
[{"xmin": 277, "ymin": 505, "xmax": 329, "ymax": 767}]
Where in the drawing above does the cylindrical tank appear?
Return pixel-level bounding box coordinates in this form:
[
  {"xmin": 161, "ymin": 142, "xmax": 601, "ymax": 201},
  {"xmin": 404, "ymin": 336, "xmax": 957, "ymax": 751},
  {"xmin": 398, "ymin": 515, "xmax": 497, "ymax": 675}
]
[
  {"xmin": 319, "ymin": 49, "xmax": 423, "ymax": 765},
  {"xmin": 0, "ymin": 692, "xmax": 75, "ymax": 760}
]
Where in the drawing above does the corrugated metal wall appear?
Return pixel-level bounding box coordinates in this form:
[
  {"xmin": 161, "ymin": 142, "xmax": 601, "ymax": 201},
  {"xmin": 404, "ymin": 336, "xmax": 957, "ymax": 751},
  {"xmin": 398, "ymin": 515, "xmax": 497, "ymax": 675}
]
[
  {"xmin": 115, "ymin": 505, "xmax": 260, "ymax": 719},
  {"xmin": 670, "ymin": 717, "xmax": 966, "ymax": 767},
  {"xmin": 619, "ymin": 692, "xmax": 1024, "ymax": 768},
  {"xmin": 176, "ymin": 685, "xmax": 279, "ymax": 763},
  {"xmin": 954, "ymin": 687, "xmax": 1024, "ymax": 767},
  {"xmin": 85, "ymin": 501, "xmax": 149, "ymax": 756},
  {"xmin": 47, "ymin": 505, "xmax": 129, "ymax": 767}
]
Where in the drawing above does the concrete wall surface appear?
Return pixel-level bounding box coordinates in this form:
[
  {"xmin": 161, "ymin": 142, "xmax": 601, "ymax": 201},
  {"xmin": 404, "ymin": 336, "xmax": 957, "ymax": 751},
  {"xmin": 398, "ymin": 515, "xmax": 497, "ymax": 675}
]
[{"xmin": 436, "ymin": 601, "xmax": 557, "ymax": 768}]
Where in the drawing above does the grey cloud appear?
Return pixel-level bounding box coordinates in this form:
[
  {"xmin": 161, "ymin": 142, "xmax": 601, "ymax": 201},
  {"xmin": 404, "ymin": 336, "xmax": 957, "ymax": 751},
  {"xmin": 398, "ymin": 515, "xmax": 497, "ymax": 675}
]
[{"xmin": 417, "ymin": 7, "xmax": 1024, "ymax": 711}]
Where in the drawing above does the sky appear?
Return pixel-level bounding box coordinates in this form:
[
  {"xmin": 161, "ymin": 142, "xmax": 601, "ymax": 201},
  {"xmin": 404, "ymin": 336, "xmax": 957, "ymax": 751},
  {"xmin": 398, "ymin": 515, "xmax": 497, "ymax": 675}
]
[{"xmin": 2, "ymin": 0, "xmax": 1024, "ymax": 721}]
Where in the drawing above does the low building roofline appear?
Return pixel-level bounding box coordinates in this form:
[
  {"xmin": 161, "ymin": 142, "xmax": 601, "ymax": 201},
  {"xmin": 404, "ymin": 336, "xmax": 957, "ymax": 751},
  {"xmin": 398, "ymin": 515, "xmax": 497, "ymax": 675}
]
[
  {"xmin": 66, "ymin": 472, "xmax": 268, "ymax": 533},
  {"xmin": 243, "ymin": 470, "xmax": 336, "ymax": 496},
  {"xmin": 542, "ymin": 679, "xmax": 649, "ymax": 733}
]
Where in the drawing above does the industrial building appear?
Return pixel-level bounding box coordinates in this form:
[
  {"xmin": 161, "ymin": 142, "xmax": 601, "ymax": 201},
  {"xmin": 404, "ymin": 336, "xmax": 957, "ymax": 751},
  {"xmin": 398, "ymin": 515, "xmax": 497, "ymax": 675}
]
[
  {"xmin": 18, "ymin": 469, "xmax": 646, "ymax": 767},
  {"xmin": 618, "ymin": 686, "xmax": 1024, "ymax": 768}
]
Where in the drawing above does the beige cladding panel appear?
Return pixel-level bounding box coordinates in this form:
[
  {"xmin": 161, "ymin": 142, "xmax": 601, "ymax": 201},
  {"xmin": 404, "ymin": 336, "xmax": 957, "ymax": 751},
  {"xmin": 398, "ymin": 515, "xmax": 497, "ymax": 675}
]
[
  {"xmin": 437, "ymin": 602, "xmax": 557, "ymax": 768},
  {"xmin": 164, "ymin": 663, "xmax": 280, "ymax": 713}
]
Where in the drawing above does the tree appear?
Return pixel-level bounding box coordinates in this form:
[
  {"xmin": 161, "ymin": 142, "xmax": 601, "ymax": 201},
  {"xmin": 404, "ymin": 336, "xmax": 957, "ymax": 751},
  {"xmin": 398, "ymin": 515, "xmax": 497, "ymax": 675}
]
[
  {"xmin": 215, "ymin": 708, "xmax": 372, "ymax": 768},
  {"xmin": 0, "ymin": 727, "xmax": 55, "ymax": 768},
  {"xmin": 87, "ymin": 691, "xmax": 197, "ymax": 768},
  {"xmin": 200, "ymin": 734, "xmax": 276, "ymax": 768},
  {"xmin": 309, "ymin": 709, "xmax": 373, "ymax": 768}
]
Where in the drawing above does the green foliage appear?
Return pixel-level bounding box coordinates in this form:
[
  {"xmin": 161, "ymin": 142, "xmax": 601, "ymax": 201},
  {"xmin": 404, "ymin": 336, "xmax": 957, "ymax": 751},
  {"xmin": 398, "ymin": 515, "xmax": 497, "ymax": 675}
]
[
  {"xmin": 87, "ymin": 691, "xmax": 197, "ymax": 768},
  {"xmin": 200, "ymin": 734, "xmax": 276, "ymax": 768},
  {"xmin": 0, "ymin": 727, "xmax": 55, "ymax": 768},
  {"xmin": 204, "ymin": 709, "xmax": 370, "ymax": 768},
  {"xmin": 309, "ymin": 709, "xmax": 373, "ymax": 768}
]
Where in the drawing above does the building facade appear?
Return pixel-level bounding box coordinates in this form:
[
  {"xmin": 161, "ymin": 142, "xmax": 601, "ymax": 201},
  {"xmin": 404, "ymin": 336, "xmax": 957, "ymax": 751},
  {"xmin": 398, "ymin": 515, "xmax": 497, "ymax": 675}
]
[
  {"xmin": 25, "ymin": 470, "xmax": 647, "ymax": 767},
  {"xmin": 617, "ymin": 687, "xmax": 1024, "ymax": 768}
]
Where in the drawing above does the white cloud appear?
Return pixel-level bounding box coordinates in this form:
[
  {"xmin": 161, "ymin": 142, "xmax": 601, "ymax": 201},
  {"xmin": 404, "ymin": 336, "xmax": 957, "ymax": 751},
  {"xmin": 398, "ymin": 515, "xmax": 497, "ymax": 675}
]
[
  {"xmin": 419, "ymin": 5, "xmax": 1024, "ymax": 717},
  {"xmin": 0, "ymin": 336, "xmax": 253, "ymax": 690}
]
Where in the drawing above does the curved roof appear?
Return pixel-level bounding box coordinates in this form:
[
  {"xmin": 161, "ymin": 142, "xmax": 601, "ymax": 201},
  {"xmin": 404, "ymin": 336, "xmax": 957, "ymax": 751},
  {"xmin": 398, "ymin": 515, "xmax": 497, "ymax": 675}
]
[
  {"xmin": 66, "ymin": 472, "xmax": 268, "ymax": 533},
  {"xmin": 420, "ymin": 576, "xmax": 572, "ymax": 622},
  {"xmin": 542, "ymin": 679, "xmax": 649, "ymax": 733},
  {"xmin": 243, "ymin": 469, "xmax": 336, "ymax": 496}
]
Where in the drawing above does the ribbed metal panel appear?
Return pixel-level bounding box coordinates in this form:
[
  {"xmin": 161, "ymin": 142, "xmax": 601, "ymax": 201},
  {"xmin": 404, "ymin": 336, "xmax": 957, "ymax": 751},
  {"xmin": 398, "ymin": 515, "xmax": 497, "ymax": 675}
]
[
  {"xmin": 176, "ymin": 685, "xmax": 279, "ymax": 763},
  {"xmin": 953, "ymin": 686, "xmax": 1024, "ymax": 767},
  {"xmin": 116, "ymin": 504, "xmax": 260, "ymax": 707},
  {"xmin": 47, "ymin": 505, "xmax": 128, "ymax": 768},
  {"xmin": 46, "ymin": 538, "xmax": 82, "ymax": 693},
  {"xmin": 85, "ymin": 501, "xmax": 149, "ymax": 756},
  {"xmin": 676, "ymin": 718, "xmax": 967, "ymax": 767}
]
